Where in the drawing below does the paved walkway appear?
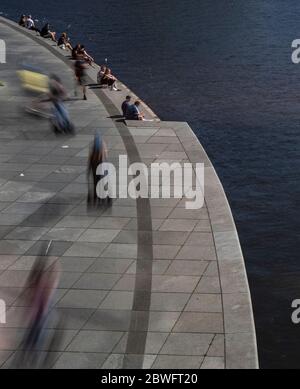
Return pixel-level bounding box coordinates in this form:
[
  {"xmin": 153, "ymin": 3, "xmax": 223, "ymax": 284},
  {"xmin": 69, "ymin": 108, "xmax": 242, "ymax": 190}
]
[{"xmin": 0, "ymin": 18, "xmax": 258, "ymax": 369}]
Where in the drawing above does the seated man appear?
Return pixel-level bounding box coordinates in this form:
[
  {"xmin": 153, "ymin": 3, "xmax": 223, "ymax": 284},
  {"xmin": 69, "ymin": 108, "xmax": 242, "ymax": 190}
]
[
  {"xmin": 121, "ymin": 96, "xmax": 131, "ymax": 117},
  {"xmin": 40, "ymin": 23, "xmax": 56, "ymax": 42},
  {"xmin": 126, "ymin": 101, "xmax": 144, "ymax": 121}
]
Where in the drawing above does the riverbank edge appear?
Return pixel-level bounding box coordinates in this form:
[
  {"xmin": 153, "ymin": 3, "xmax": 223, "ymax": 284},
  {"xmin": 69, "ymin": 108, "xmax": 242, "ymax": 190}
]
[{"xmin": 0, "ymin": 16, "xmax": 259, "ymax": 369}]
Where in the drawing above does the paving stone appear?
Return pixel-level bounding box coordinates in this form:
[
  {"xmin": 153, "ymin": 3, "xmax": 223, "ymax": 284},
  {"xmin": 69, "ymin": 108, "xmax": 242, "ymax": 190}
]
[
  {"xmin": 195, "ymin": 276, "xmax": 221, "ymax": 294},
  {"xmin": 101, "ymin": 244, "xmax": 137, "ymax": 259},
  {"xmin": 207, "ymin": 334, "xmax": 225, "ymax": 357},
  {"xmin": 0, "ymin": 351, "xmax": 13, "ymax": 367},
  {"xmin": 84, "ymin": 310, "xmax": 131, "ymax": 331},
  {"xmin": 176, "ymin": 245, "xmax": 217, "ymax": 261},
  {"xmin": 55, "ymin": 257, "xmax": 95, "ymax": 272},
  {"xmin": 26, "ymin": 241, "xmax": 73, "ymax": 256},
  {"xmin": 114, "ymin": 332, "xmax": 168, "ymax": 355},
  {"xmin": 100, "ymin": 354, "xmax": 156, "ymax": 369},
  {"xmin": 0, "ymin": 214, "xmax": 27, "ymax": 226},
  {"xmin": 0, "ymin": 255, "xmax": 19, "ymax": 270},
  {"xmin": 159, "ymin": 219, "xmax": 198, "ymax": 232},
  {"xmin": 152, "ymin": 355, "xmax": 203, "ymax": 369},
  {"xmin": 124, "ymin": 218, "xmax": 163, "ymax": 231},
  {"xmin": 99, "ymin": 291, "xmax": 134, "ymax": 310},
  {"xmin": 0, "ymin": 240, "xmax": 35, "ymax": 255},
  {"xmin": 166, "ymin": 260, "xmax": 208, "ymax": 276},
  {"xmin": 152, "ymin": 231, "xmax": 189, "ymax": 246},
  {"xmin": 2, "ymin": 203, "xmax": 42, "ymax": 215},
  {"xmin": 57, "ymin": 289, "xmax": 108, "ymax": 309},
  {"xmin": 148, "ymin": 311, "xmax": 180, "ymax": 332},
  {"xmin": 53, "ymin": 352, "xmax": 107, "ymax": 369},
  {"xmin": 78, "ymin": 229, "xmax": 120, "ymax": 243},
  {"xmin": 54, "ymin": 216, "xmax": 96, "ymax": 228},
  {"xmin": 150, "ymin": 293, "xmax": 190, "ymax": 312},
  {"xmin": 126, "ymin": 260, "xmax": 171, "ymax": 275},
  {"xmin": 204, "ymin": 262, "xmax": 219, "ymax": 277},
  {"xmin": 43, "ymin": 228, "xmax": 85, "ymax": 242},
  {"xmin": 201, "ymin": 357, "xmax": 225, "ymax": 369},
  {"xmin": 8, "ymin": 255, "xmax": 57, "ymax": 271},
  {"xmin": 185, "ymin": 294, "xmax": 222, "ymax": 313},
  {"xmin": 153, "ymin": 245, "xmax": 180, "ymax": 260},
  {"xmin": 173, "ymin": 312, "xmax": 224, "ymax": 333},
  {"xmin": 185, "ymin": 232, "xmax": 214, "ymax": 246},
  {"xmin": 63, "ymin": 242, "xmax": 108, "ymax": 258},
  {"xmin": 194, "ymin": 220, "xmax": 212, "ymax": 232},
  {"xmin": 4, "ymin": 227, "xmax": 49, "ymax": 241},
  {"xmin": 168, "ymin": 208, "xmax": 209, "ymax": 220},
  {"xmin": 160, "ymin": 333, "xmax": 213, "ymax": 356},
  {"xmin": 46, "ymin": 308, "xmax": 94, "ymax": 330},
  {"xmin": 152, "ymin": 276, "xmax": 200, "ymax": 293},
  {"xmin": 88, "ymin": 258, "xmax": 133, "ymax": 274},
  {"xmin": 73, "ymin": 273, "xmax": 120, "ymax": 290},
  {"xmin": 91, "ymin": 217, "xmax": 130, "ymax": 229},
  {"xmin": 0, "ymin": 287, "xmax": 22, "ymax": 306},
  {"xmin": 67, "ymin": 331, "xmax": 123, "ymax": 353}
]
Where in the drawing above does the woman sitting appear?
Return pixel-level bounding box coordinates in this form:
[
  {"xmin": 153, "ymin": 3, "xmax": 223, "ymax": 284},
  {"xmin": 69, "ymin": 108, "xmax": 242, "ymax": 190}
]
[
  {"xmin": 100, "ymin": 68, "xmax": 119, "ymax": 91},
  {"xmin": 97, "ymin": 65, "xmax": 107, "ymax": 84},
  {"xmin": 58, "ymin": 33, "xmax": 73, "ymax": 51},
  {"xmin": 40, "ymin": 23, "xmax": 57, "ymax": 42},
  {"xmin": 78, "ymin": 45, "xmax": 94, "ymax": 65}
]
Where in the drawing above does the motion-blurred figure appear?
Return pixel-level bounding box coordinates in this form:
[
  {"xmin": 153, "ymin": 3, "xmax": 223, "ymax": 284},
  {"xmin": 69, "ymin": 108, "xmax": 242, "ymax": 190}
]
[
  {"xmin": 49, "ymin": 75, "xmax": 74, "ymax": 135},
  {"xmin": 74, "ymin": 59, "xmax": 88, "ymax": 100},
  {"xmin": 87, "ymin": 133, "xmax": 112, "ymax": 207},
  {"xmin": 18, "ymin": 68, "xmax": 74, "ymax": 134},
  {"xmin": 13, "ymin": 242, "xmax": 63, "ymax": 369}
]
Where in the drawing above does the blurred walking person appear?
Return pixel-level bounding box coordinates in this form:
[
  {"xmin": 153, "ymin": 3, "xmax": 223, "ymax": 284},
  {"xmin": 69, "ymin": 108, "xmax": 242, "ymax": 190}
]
[
  {"xmin": 13, "ymin": 242, "xmax": 62, "ymax": 368},
  {"xmin": 87, "ymin": 133, "xmax": 112, "ymax": 206}
]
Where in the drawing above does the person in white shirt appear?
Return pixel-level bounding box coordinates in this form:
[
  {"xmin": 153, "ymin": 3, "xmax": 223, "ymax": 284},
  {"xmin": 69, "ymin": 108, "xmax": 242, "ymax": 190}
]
[{"xmin": 25, "ymin": 15, "xmax": 40, "ymax": 33}]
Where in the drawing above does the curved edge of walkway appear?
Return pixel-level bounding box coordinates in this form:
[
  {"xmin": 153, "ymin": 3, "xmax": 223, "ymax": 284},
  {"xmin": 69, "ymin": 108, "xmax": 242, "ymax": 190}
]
[{"xmin": 0, "ymin": 16, "xmax": 259, "ymax": 369}]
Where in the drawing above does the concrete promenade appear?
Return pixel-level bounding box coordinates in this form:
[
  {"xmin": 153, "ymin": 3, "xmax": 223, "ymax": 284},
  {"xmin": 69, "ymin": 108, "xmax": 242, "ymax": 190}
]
[{"xmin": 0, "ymin": 17, "xmax": 258, "ymax": 369}]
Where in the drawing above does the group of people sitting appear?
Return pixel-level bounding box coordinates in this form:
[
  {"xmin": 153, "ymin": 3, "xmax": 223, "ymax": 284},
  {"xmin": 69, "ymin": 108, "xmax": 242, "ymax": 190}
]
[
  {"xmin": 18, "ymin": 14, "xmax": 143, "ymax": 117},
  {"xmin": 19, "ymin": 15, "xmax": 57, "ymax": 42},
  {"xmin": 121, "ymin": 96, "xmax": 144, "ymax": 121}
]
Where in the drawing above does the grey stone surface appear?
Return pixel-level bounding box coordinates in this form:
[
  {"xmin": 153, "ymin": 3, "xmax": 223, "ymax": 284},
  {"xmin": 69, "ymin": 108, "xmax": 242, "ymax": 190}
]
[{"xmin": 160, "ymin": 333, "xmax": 214, "ymax": 356}]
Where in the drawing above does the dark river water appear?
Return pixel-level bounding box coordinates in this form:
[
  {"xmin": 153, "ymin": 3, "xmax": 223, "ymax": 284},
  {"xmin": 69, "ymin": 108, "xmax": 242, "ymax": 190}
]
[{"xmin": 1, "ymin": 0, "xmax": 300, "ymax": 368}]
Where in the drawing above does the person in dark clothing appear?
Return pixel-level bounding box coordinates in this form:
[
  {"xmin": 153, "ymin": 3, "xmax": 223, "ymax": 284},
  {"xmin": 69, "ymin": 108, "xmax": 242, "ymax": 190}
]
[
  {"xmin": 121, "ymin": 96, "xmax": 131, "ymax": 117},
  {"xmin": 74, "ymin": 59, "xmax": 89, "ymax": 100},
  {"xmin": 18, "ymin": 15, "xmax": 26, "ymax": 27},
  {"xmin": 87, "ymin": 134, "xmax": 111, "ymax": 206},
  {"xmin": 126, "ymin": 100, "xmax": 144, "ymax": 120},
  {"xmin": 40, "ymin": 23, "xmax": 56, "ymax": 42}
]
